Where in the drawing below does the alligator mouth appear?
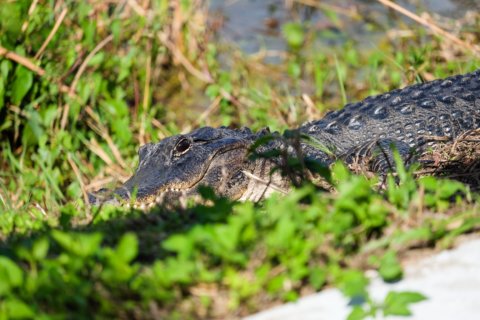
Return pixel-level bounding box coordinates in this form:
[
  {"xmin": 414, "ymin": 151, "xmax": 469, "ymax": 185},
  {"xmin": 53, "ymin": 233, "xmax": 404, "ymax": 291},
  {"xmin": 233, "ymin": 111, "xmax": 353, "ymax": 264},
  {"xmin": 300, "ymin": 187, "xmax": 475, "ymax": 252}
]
[{"xmin": 90, "ymin": 143, "xmax": 249, "ymax": 209}]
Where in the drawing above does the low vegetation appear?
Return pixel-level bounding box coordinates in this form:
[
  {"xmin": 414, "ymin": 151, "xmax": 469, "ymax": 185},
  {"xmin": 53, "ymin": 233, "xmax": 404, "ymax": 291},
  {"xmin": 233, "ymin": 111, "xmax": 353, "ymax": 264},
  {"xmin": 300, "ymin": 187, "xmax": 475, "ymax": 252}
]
[{"xmin": 0, "ymin": 1, "xmax": 479, "ymax": 319}]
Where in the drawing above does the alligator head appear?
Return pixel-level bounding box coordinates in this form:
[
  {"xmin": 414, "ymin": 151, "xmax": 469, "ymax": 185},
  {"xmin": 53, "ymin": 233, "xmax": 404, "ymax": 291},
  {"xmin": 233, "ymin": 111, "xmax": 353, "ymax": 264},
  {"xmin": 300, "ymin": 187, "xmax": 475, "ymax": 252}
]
[{"xmin": 88, "ymin": 126, "xmax": 284, "ymax": 208}]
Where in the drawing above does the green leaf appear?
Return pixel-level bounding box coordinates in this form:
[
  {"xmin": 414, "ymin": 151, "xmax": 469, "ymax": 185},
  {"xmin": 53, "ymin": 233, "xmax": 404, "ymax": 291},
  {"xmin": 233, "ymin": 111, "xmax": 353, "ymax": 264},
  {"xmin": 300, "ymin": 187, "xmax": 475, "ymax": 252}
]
[
  {"xmin": 282, "ymin": 22, "xmax": 304, "ymax": 48},
  {"xmin": 164, "ymin": 257, "xmax": 196, "ymax": 284},
  {"xmin": 336, "ymin": 269, "xmax": 369, "ymax": 300},
  {"xmin": 0, "ymin": 257, "xmax": 23, "ymax": 296},
  {"xmin": 116, "ymin": 233, "xmax": 138, "ymax": 263},
  {"xmin": 418, "ymin": 176, "xmax": 437, "ymax": 191},
  {"xmin": 267, "ymin": 274, "xmax": 286, "ymax": 294},
  {"xmin": 332, "ymin": 162, "xmax": 351, "ymax": 183},
  {"xmin": 24, "ymin": 108, "xmax": 45, "ymax": 144},
  {"xmin": 283, "ymin": 290, "xmax": 299, "ymax": 302},
  {"xmin": 163, "ymin": 234, "xmax": 194, "ymax": 259},
  {"xmin": 11, "ymin": 66, "xmax": 33, "ymax": 105},
  {"xmin": 266, "ymin": 215, "xmax": 296, "ymax": 250},
  {"xmin": 32, "ymin": 237, "xmax": 49, "ymax": 260},
  {"xmin": 0, "ymin": 3, "xmax": 24, "ymax": 40},
  {"xmin": 379, "ymin": 251, "xmax": 403, "ymax": 282},
  {"xmin": 383, "ymin": 291, "xmax": 427, "ymax": 316},
  {"xmin": 436, "ymin": 180, "xmax": 465, "ymax": 199},
  {"xmin": 87, "ymin": 52, "xmax": 104, "ymax": 67},
  {"xmin": 309, "ymin": 267, "xmax": 326, "ymax": 290},
  {"xmin": 51, "ymin": 230, "xmax": 103, "ymax": 257},
  {"xmin": 287, "ymin": 61, "xmax": 301, "ymax": 78},
  {"xmin": 0, "ymin": 60, "xmax": 11, "ymax": 80},
  {"xmin": 347, "ymin": 306, "xmax": 369, "ymax": 320},
  {"xmin": 205, "ymin": 84, "xmax": 220, "ymax": 99},
  {"xmin": 111, "ymin": 117, "xmax": 132, "ymax": 145},
  {"xmin": 2, "ymin": 298, "xmax": 35, "ymax": 319}
]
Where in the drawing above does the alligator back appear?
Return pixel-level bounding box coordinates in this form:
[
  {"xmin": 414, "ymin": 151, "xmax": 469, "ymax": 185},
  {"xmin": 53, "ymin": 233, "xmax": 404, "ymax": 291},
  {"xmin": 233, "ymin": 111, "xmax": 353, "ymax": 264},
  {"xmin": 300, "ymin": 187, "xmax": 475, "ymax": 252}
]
[{"xmin": 300, "ymin": 70, "xmax": 480, "ymax": 156}]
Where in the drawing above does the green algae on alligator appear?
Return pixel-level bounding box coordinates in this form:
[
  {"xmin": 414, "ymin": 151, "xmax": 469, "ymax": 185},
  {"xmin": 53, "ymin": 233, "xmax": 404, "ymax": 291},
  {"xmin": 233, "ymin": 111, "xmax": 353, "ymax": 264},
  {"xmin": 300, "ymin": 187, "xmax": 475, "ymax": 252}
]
[{"xmin": 89, "ymin": 69, "xmax": 480, "ymax": 207}]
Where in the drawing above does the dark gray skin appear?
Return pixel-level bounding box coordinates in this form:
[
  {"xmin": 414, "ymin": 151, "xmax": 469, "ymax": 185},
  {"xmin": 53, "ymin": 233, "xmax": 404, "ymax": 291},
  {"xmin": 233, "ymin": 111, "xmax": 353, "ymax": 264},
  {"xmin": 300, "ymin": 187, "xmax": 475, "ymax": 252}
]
[
  {"xmin": 90, "ymin": 69, "xmax": 480, "ymax": 207},
  {"xmin": 300, "ymin": 70, "xmax": 480, "ymax": 153}
]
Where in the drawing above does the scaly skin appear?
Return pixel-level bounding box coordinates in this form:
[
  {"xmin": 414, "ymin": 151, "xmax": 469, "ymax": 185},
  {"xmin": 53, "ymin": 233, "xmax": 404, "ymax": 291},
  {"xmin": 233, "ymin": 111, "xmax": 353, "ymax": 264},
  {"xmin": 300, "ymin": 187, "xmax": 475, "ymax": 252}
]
[{"xmin": 89, "ymin": 69, "xmax": 480, "ymax": 207}]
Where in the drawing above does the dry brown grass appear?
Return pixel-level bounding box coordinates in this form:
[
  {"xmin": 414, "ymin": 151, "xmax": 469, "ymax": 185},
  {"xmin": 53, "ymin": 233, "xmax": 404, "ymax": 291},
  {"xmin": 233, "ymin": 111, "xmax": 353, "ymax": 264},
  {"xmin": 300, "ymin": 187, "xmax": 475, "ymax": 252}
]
[{"xmin": 418, "ymin": 129, "xmax": 480, "ymax": 189}]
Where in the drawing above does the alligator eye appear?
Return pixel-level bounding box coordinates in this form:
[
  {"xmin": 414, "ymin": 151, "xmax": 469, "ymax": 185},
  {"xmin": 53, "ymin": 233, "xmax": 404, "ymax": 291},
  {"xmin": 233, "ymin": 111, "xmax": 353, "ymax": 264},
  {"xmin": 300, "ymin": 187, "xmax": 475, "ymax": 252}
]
[{"xmin": 174, "ymin": 138, "xmax": 191, "ymax": 155}]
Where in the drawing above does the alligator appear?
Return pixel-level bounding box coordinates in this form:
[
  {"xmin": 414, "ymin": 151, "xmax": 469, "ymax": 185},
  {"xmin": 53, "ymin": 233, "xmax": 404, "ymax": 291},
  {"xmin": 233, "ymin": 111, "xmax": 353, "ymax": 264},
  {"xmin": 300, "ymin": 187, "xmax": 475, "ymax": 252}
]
[{"xmin": 89, "ymin": 69, "xmax": 480, "ymax": 208}]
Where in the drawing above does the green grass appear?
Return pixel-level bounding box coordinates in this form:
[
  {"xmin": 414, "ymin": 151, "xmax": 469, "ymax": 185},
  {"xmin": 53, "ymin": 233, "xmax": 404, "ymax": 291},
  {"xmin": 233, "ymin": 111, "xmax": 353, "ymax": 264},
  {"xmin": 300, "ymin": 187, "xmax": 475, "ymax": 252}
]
[{"xmin": 0, "ymin": 1, "xmax": 479, "ymax": 319}]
